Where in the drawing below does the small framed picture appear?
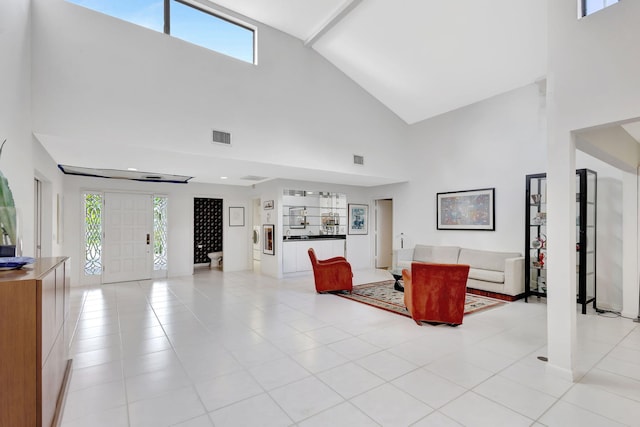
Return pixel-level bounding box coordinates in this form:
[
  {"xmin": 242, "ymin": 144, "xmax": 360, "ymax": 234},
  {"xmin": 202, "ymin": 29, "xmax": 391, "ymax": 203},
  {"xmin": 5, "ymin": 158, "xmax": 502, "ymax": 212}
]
[
  {"xmin": 229, "ymin": 206, "xmax": 244, "ymax": 227},
  {"xmin": 263, "ymin": 224, "xmax": 275, "ymax": 255},
  {"xmin": 348, "ymin": 204, "xmax": 368, "ymax": 235},
  {"xmin": 263, "ymin": 200, "xmax": 274, "ymax": 210}
]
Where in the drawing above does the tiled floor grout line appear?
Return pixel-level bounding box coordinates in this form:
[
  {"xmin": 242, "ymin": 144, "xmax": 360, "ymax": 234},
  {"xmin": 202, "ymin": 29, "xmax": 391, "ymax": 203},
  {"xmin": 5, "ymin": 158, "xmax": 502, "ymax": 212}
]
[
  {"xmin": 203, "ymin": 278, "xmax": 391, "ymax": 425},
  {"xmin": 135, "ymin": 280, "xmax": 214, "ymax": 426},
  {"xmin": 62, "ymin": 271, "xmax": 640, "ymax": 427},
  {"xmin": 140, "ymin": 278, "xmax": 310, "ymax": 425},
  {"xmin": 117, "ymin": 284, "xmax": 133, "ymax": 427},
  {"xmin": 531, "ymin": 323, "xmax": 640, "ymax": 426}
]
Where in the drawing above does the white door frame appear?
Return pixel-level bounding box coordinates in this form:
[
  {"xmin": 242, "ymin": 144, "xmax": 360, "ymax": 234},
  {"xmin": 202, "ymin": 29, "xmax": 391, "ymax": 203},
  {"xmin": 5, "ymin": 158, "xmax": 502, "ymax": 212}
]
[
  {"xmin": 252, "ymin": 198, "xmax": 261, "ymax": 270},
  {"xmin": 375, "ymin": 199, "xmax": 393, "ymax": 269},
  {"xmin": 34, "ymin": 178, "xmax": 42, "ymax": 258}
]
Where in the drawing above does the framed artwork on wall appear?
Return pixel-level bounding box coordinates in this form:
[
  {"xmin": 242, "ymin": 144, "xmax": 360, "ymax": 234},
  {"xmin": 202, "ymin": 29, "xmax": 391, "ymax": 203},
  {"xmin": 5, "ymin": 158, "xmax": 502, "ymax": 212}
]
[
  {"xmin": 436, "ymin": 188, "xmax": 495, "ymax": 231},
  {"xmin": 229, "ymin": 206, "xmax": 245, "ymax": 227},
  {"xmin": 263, "ymin": 224, "xmax": 275, "ymax": 255},
  {"xmin": 263, "ymin": 200, "xmax": 274, "ymax": 210},
  {"xmin": 348, "ymin": 204, "xmax": 368, "ymax": 235}
]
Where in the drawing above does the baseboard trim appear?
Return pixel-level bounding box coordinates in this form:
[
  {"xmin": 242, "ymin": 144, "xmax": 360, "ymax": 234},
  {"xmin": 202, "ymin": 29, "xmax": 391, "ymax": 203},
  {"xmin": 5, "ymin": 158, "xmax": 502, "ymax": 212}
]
[
  {"xmin": 467, "ymin": 288, "xmax": 525, "ymax": 302},
  {"xmin": 52, "ymin": 358, "xmax": 73, "ymax": 427}
]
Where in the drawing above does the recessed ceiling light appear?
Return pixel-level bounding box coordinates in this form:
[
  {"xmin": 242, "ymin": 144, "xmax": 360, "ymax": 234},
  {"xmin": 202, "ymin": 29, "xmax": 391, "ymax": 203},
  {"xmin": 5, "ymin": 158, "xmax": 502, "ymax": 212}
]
[
  {"xmin": 220, "ymin": 176, "xmax": 228, "ymax": 179},
  {"xmin": 127, "ymin": 167, "xmax": 138, "ymax": 171}
]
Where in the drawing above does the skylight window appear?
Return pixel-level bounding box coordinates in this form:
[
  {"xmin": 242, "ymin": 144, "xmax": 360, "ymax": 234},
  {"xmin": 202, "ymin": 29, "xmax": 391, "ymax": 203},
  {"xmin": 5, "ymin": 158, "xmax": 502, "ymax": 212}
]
[
  {"xmin": 67, "ymin": 0, "xmax": 256, "ymax": 64},
  {"xmin": 581, "ymin": 0, "xmax": 619, "ymax": 17}
]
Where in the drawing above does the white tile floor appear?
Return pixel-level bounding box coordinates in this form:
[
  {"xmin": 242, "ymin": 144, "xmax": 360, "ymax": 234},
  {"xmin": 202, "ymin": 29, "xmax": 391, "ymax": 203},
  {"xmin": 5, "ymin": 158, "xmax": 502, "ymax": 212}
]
[{"xmin": 60, "ymin": 268, "xmax": 640, "ymax": 426}]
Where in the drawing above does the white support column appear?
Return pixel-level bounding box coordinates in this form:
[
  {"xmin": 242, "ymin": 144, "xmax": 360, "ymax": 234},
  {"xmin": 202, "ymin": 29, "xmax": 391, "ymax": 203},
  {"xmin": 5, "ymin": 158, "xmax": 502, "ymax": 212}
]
[
  {"xmin": 621, "ymin": 170, "xmax": 639, "ymax": 319},
  {"xmin": 546, "ymin": 120, "xmax": 578, "ymax": 381}
]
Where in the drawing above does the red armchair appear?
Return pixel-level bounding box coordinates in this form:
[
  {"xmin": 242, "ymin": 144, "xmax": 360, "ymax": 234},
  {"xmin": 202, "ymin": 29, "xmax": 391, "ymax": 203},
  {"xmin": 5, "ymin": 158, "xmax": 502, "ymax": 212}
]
[
  {"xmin": 402, "ymin": 262, "xmax": 470, "ymax": 326},
  {"xmin": 308, "ymin": 248, "xmax": 353, "ymax": 293}
]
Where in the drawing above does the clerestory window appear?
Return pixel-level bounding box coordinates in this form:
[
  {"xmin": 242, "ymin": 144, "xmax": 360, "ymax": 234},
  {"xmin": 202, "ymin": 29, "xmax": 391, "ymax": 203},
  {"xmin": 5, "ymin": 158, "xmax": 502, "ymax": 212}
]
[
  {"xmin": 67, "ymin": 0, "xmax": 256, "ymax": 64},
  {"xmin": 580, "ymin": 0, "xmax": 619, "ymax": 17}
]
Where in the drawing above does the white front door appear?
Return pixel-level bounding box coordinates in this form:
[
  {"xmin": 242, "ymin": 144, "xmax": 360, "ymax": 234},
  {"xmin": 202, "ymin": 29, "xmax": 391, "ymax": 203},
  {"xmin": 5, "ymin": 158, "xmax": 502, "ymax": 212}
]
[{"xmin": 103, "ymin": 192, "xmax": 153, "ymax": 283}]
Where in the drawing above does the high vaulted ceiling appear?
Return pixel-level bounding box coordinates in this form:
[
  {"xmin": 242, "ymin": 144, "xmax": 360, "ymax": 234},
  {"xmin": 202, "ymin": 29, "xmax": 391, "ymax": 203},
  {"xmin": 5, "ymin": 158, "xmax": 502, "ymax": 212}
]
[
  {"xmin": 209, "ymin": 0, "xmax": 548, "ymax": 124},
  {"xmin": 38, "ymin": 1, "xmax": 640, "ymax": 187},
  {"xmin": 44, "ymin": 0, "xmax": 555, "ymax": 187}
]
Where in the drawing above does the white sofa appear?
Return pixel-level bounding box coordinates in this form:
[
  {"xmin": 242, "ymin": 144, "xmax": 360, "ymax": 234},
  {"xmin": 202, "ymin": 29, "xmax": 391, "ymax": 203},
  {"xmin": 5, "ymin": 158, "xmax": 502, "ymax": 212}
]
[{"xmin": 393, "ymin": 245, "xmax": 524, "ymax": 298}]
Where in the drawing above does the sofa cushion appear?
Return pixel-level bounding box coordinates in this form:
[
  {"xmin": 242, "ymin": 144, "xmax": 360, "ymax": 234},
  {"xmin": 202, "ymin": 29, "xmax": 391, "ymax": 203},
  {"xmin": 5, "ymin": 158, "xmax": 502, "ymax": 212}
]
[
  {"xmin": 468, "ymin": 268, "xmax": 504, "ymax": 284},
  {"xmin": 396, "ymin": 260, "xmax": 412, "ymax": 270},
  {"xmin": 412, "ymin": 245, "xmax": 432, "ymax": 262},
  {"xmin": 458, "ymin": 248, "xmax": 521, "ymax": 272},
  {"xmin": 413, "ymin": 245, "xmax": 460, "ymax": 264}
]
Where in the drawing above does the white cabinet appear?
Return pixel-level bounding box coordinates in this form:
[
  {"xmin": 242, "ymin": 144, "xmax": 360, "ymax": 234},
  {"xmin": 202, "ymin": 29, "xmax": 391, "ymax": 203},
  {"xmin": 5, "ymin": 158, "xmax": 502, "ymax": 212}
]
[
  {"xmin": 282, "ymin": 239, "xmax": 346, "ymax": 273},
  {"xmin": 282, "ymin": 242, "xmax": 298, "ymax": 273}
]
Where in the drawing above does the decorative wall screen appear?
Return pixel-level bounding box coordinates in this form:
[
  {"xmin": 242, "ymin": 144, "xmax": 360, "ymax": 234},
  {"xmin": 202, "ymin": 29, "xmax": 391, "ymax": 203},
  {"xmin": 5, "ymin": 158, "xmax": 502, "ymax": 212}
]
[
  {"xmin": 153, "ymin": 196, "xmax": 168, "ymax": 271},
  {"xmin": 83, "ymin": 192, "xmax": 103, "ymax": 275},
  {"xmin": 193, "ymin": 198, "xmax": 223, "ymax": 264}
]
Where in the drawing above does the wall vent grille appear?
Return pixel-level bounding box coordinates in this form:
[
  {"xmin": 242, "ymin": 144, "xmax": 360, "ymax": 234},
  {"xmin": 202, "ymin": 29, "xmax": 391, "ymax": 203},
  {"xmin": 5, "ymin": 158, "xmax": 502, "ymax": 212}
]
[
  {"xmin": 353, "ymin": 155, "xmax": 364, "ymax": 165},
  {"xmin": 212, "ymin": 130, "xmax": 231, "ymax": 145}
]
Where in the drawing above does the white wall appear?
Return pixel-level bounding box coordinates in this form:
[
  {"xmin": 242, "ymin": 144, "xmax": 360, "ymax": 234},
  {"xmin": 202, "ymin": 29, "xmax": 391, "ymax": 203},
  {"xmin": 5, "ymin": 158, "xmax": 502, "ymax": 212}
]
[
  {"xmin": 27, "ymin": 0, "xmax": 413, "ymax": 278},
  {"xmin": 17, "ymin": 0, "xmax": 638, "ymax": 333},
  {"xmin": 383, "ymin": 84, "xmax": 547, "ymax": 254},
  {"xmin": 31, "ymin": 0, "xmax": 409, "ymax": 183},
  {"xmin": 548, "ymin": 0, "xmax": 640, "ymax": 319},
  {"xmin": 368, "ymin": 80, "xmax": 625, "ymax": 314},
  {"xmin": 546, "ymin": 0, "xmax": 640, "ymax": 378},
  {"xmin": 549, "ymin": 2, "xmax": 640, "ymax": 130},
  {"xmin": 33, "ymin": 137, "xmax": 66, "ymax": 257},
  {"xmin": 252, "ymin": 179, "xmax": 373, "ymax": 278},
  {"xmin": 63, "ymin": 175, "xmax": 253, "ymax": 286},
  {"xmin": 0, "ymin": 0, "xmax": 35, "ymax": 257}
]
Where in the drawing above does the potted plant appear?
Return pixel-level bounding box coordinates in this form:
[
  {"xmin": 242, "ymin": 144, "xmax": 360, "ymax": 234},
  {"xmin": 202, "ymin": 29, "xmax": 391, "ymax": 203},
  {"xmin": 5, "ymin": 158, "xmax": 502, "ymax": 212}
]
[{"xmin": 0, "ymin": 140, "xmax": 17, "ymax": 257}]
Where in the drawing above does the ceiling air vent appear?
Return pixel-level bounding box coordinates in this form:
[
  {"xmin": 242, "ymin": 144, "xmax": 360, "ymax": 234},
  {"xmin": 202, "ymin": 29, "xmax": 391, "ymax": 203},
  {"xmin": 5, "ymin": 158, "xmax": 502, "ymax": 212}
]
[
  {"xmin": 212, "ymin": 129, "xmax": 231, "ymax": 145},
  {"xmin": 353, "ymin": 154, "xmax": 364, "ymax": 165}
]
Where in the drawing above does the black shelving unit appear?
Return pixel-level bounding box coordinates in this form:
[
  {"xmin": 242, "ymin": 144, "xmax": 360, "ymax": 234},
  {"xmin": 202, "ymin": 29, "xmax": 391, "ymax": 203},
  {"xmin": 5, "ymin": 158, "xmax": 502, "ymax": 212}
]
[
  {"xmin": 576, "ymin": 169, "xmax": 597, "ymax": 314},
  {"xmin": 525, "ymin": 173, "xmax": 548, "ymax": 300},
  {"xmin": 524, "ymin": 169, "xmax": 597, "ymax": 314}
]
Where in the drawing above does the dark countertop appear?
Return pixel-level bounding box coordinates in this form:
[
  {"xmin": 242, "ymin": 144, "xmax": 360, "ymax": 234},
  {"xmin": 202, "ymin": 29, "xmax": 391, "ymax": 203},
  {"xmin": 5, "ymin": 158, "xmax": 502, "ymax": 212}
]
[{"xmin": 283, "ymin": 235, "xmax": 346, "ymax": 241}]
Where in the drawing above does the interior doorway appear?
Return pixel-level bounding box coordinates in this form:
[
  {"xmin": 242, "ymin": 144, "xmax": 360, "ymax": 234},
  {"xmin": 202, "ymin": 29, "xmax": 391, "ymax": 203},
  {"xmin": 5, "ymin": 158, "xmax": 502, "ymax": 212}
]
[
  {"xmin": 252, "ymin": 198, "xmax": 261, "ymax": 271},
  {"xmin": 375, "ymin": 199, "xmax": 393, "ymax": 269},
  {"xmin": 34, "ymin": 178, "xmax": 42, "ymax": 258}
]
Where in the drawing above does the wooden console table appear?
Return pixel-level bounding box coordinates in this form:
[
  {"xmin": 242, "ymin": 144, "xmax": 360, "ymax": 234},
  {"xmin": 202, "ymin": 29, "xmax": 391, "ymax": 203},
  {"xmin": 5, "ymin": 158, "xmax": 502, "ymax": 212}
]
[{"xmin": 0, "ymin": 257, "xmax": 72, "ymax": 427}]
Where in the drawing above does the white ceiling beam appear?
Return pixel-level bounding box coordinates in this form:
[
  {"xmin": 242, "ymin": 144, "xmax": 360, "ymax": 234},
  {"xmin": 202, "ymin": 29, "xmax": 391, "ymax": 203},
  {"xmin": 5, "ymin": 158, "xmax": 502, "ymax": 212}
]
[{"xmin": 304, "ymin": 0, "xmax": 363, "ymax": 47}]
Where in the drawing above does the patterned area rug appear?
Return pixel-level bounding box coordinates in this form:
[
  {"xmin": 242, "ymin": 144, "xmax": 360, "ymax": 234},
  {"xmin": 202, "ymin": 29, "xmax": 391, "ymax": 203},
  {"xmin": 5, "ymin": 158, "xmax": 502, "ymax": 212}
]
[{"xmin": 335, "ymin": 280, "xmax": 505, "ymax": 318}]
